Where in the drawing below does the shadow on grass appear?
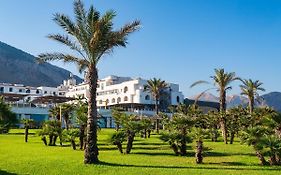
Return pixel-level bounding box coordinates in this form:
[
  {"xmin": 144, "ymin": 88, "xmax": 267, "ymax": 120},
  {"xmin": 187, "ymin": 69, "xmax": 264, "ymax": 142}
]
[
  {"xmin": 133, "ymin": 142, "xmax": 166, "ymax": 146},
  {"xmin": 207, "ymin": 162, "xmax": 248, "ymax": 166},
  {"xmin": 132, "ymin": 152, "xmax": 176, "ymax": 156},
  {"xmin": 97, "ymin": 161, "xmax": 281, "ymax": 171},
  {"xmin": 0, "ymin": 170, "xmax": 18, "ymax": 175},
  {"xmin": 205, "ymin": 152, "xmax": 256, "ymax": 157}
]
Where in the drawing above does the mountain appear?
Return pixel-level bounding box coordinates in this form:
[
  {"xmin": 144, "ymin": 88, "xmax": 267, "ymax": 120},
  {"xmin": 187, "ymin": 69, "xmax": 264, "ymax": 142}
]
[
  {"xmin": 261, "ymin": 92, "xmax": 281, "ymax": 112},
  {"xmin": 0, "ymin": 41, "xmax": 83, "ymax": 87},
  {"xmin": 189, "ymin": 92, "xmax": 281, "ymax": 112},
  {"xmin": 190, "ymin": 93, "xmax": 219, "ymax": 103},
  {"xmin": 226, "ymin": 95, "xmax": 248, "ymax": 108}
]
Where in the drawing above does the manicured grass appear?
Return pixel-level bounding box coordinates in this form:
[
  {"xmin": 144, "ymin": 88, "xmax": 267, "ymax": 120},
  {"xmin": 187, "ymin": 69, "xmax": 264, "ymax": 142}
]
[{"xmin": 0, "ymin": 129, "xmax": 281, "ymax": 175}]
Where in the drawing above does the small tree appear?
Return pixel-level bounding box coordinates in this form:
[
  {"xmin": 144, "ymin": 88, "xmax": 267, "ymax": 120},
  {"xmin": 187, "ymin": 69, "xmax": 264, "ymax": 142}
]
[
  {"xmin": 160, "ymin": 132, "xmax": 192, "ymax": 156},
  {"xmin": 75, "ymin": 102, "xmax": 88, "ymax": 150},
  {"xmin": 110, "ymin": 131, "xmax": 126, "ymax": 153},
  {"xmin": 240, "ymin": 126, "xmax": 269, "ymax": 165},
  {"xmin": 39, "ymin": 120, "xmax": 63, "ymax": 146},
  {"xmin": 205, "ymin": 111, "xmax": 220, "ymax": 142},
  {"xmin": 111, "ymin": 107, "xmax": 124, "ymax": 131},
  {"xmin": 227, "ymin": 106, "xmax": 248, "ymax": 144},
  {"xmin": 63, "ymin": 129, "xmax": 80, "ymax": 150},
  {"xmin": 21, "ymin": 119, "xmax": 35, "ymax": 143},
  {"xmin": 0, "ymin": 96, "xmax": 17, "ymax": 133},
  {"xmin": 140, "ymin": 117, "xmax": 153, "ymax": 138},
  {"xmin": 192, "ymin": 128, "xmax": 209, "ymax": 164}
]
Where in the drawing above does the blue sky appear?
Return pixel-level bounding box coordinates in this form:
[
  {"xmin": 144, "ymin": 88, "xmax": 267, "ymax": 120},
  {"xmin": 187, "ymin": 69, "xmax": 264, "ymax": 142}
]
[{"xmin": 1, "ymin": 0, "xmax": 281, "ymax": 97}]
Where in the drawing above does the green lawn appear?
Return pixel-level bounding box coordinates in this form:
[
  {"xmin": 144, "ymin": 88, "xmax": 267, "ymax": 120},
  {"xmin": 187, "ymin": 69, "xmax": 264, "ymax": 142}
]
[{"xmin": 0, "ymin": 129, "xmax": 281, "ymax": 175}]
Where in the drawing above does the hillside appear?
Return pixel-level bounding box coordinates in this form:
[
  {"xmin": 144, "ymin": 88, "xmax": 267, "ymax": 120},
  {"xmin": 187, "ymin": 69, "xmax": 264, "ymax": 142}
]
[
  {"xmin": 0, "ymin": 41, "xmax": 83, "ymax": 87},
  {"xmin": 189, "ymin": 92, "xmax": 281, "ymax": 112}
]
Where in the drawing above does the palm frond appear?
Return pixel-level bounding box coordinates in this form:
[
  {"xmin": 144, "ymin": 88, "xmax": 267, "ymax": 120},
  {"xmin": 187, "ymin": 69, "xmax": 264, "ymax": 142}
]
[{"xmin": 190, "ymin": 81, "xmax": 209, "ymax": 88}]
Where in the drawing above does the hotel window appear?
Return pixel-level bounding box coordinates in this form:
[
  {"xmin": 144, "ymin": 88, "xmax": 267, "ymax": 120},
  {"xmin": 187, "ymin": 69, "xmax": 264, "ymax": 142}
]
[
  {"xmin": 99, "ymin": 100, "xmax": 103, "ymax": 104},
  {"xmin": 36, "ymin": 90, "xmax": 40, "ymax": 94},
  {"xmin": 19, "ymin": 89, "xmax": 23, "ymax": 93},
  {"xmin": 0, "ymin": 87, "xmax": 4, "ymax": 93},
  {"xmin": 44, "ymin": 91, "xmax": 47, "ymax": 94},
  {"xmin": 106, "ymin": 99, "xmax": 109, "ymax": 105},
  {"xmin": 117, "ymin": 97, "xmax": 121, "ymax": 103},
  {"xmin": 124, "ymin": 96, "xmax": 128, "ymax": 102},
  {"xmin": 124, "ymin": 86, "xmax": 128, "ymax": 93},
  {"xmin": 145, "ymin": 95, "xmax": 150, "ymax": 100},
  {"xmin": 9, "ymin": 87, "xmax": 13, "ymax": 92},
  {"xmin": 112, "ymin": 98, "xmax": 116, "ymax": 103},
  {"xmin": 26, "ymin": 89, "xmax": 30, "ymax": 93},
  {"xmin": 176, "ymin": 96, "xmax": 180, "ymax": 103}
]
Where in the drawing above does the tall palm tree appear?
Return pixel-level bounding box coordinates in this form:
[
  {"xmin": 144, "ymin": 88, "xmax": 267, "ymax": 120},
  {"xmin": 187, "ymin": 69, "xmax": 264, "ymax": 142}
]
[
  {"xmin": 191, "ymin": 68, "xmax": 238, "ymax": 144},
  {"xmin": 37, "ymin": 0, "xmax": 140, "ymax": 164},
  {"xmin": 240, "ymin": 79, "xmax": 265, "ymax": 114},
  {"xmin": 144, "ymin": 78, "xmax": 168, "ymax": 133}
]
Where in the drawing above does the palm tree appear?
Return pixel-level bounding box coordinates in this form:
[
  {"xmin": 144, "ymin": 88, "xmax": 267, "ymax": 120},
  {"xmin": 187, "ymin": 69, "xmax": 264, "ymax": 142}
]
[
  {"xmin": 240, "ymin": 126, "xmax": 269, "ymax": 165},
  {"xmin": 60, "ymin": 103, "xmax": 74, "ymax": 130},
  {"xmin": 21, "ymin": 119, "xmax": 34, "ymax": 143},
  {"xmin": 240, "ymin": 79, "xmax": 265, "ymax": 114},
  {"xmin": 144, "ymin": 78, "xmax": 168, "ymax": 133},
  {"xmin": 191, "ymin": 68, "xmax": 238, "ymax": 144},
  {"xmin": 37, "ymin": 0, "xmax": 140, "ymax": 164},
  {"xmin": 0, "ymin": 96, "xmax": 17, "ymax": 133},
  {"xmin": 192, "ymin": 128, "xmax": 208, "ymax": 164},
  {"xmin": 227, "ymin": 106, "xmax": 248, "ymax": 144},
  {"xmin": 75, "ymin": 101, "xmax": 88, "ymax": 150}
]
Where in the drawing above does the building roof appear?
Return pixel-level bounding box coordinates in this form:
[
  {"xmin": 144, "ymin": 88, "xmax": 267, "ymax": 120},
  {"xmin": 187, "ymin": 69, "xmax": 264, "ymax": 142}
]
[
  {"xmin": 183, "ymin": 98, "xmax": 220, "ymax": 110},
  {"xmin": 31, "ymin": 96, "xmax": 74, "ymax": 104}
]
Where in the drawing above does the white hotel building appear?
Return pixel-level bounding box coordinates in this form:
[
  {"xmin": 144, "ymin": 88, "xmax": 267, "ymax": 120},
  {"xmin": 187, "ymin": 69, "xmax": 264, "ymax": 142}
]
[
  {"xmin": 66, "ymin": 75, "xmax": 184, "ymax": 112},
  {"xmin": 1, "ymin": 75, "xmax": 184, "ymax": 127}
]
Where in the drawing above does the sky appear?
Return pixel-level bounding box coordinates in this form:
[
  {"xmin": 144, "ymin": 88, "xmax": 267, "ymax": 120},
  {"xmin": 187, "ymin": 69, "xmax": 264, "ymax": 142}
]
[{"xmin": 1, "ymin": 0, "xmax": 281, "ymax": 97}]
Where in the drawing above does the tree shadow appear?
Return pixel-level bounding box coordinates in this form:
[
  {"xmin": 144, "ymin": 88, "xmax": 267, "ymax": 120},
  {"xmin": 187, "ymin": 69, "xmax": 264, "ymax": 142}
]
[
  {"xmin": 132, "ymin": 152, "xmax": 176, "ymax": 157},
  {"xmin": 97, "ymin": 161, "xmax": 281, "ymax": 171},
  {"xmin": 133, "ymin": 142, "xmax": 167, "ymax": 146},
  {"xmin": 0, "ymin": 170, "xmax": 18, "ymax": 175},
  {"xmin": 207, "ymin": 162, "xmax": 248, "ymax": 166}
]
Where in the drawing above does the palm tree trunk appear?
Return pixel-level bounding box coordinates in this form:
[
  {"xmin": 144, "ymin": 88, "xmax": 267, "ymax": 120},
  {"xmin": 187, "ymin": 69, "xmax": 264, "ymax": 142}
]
[
  {"xmin": 230, "ymin": 132, "xmax": 235, "ymax": 144},
  {"xmin": 49, "ymin": 135, "xmax": 53, "ymax": 146},
  {"xmin": 179, "ymin": 129, "xmax": 187, "ymax": 156},
  {"xmin": 171, "ymin": 143, "xmax": 179, "ymax": 155},
  {"xmin": 155, "ymin": 99, "xmax": 159, "ymax": 134},
  {"xmin": 249, "ymin": 96, "xmax": 254, "ymax": 114},
  {"xmin": 114, "ymin": 141, "xmax": 123, "ymax": 153},
  {"xmin": 41, "ymin": 136, "xmax": 47, "ymax": 146},
  {"xmin": 256, "ymin": 151, "xmax": 268, "ymax": 165},
  {"xmin": 80, "ymin": 124, "xmax": 85, "ymax": 150},
  {"xmin": 71, "ymin": 139, "xmax": 76, "ymax": 150},
  {"xmin": 84, "ymin": 64, "xmax": 99, "ymax": 164},
  {"xmin": 24, "ymin": 126, "xmax": 29, "ymax": 143},
  {"xmin": 126, "ymin": 131, "xmax": 135, "ymax": 154},
  {"xmin": 220, "ymin": 91, "xmax": 228, "ymax": 144},
  {"xmin": 195, "ymin": 140, "xmax": 203, "ymax": 164},
  {"xmin": 53, "ymin": 135, "xmax": 58, "ymax": 146}
]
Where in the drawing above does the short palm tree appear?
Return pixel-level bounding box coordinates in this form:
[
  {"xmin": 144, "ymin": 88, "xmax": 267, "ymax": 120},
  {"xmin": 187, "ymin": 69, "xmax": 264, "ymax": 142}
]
[
  {"xmin": 191, "ymin": 68, "xmax": 238, "ymax": 144},
  {"xmin": 75, "ymin": 101, "xmax": 88, "ymax": 150},
  {"xmin": 240, "ymin": 126, "xmax": 268, "ymax": 165},
  {"xmin": 240, "ymin": 79, "xmax": 265, "ymax": 114},
  {"xmin": 21, "ymin": 119, "xmax": 34, "ymax": 143},
  {"xmin": 37, "ymin": 0, "xmax": 140, "ymax": 164},
  {"xmin": 60, "ymin": 103, "xmax": 74, "ymax": 130},
  {"xmin": 144, "ymin": 78, "xmax": 168, "ymax": 133}
]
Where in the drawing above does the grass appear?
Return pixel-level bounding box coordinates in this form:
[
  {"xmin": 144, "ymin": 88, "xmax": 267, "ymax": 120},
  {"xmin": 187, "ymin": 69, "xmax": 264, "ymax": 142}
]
[{"xmin": 0, "ymin": 129, "xmax": 281, "ymax": 175}]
